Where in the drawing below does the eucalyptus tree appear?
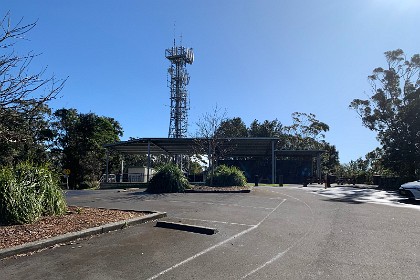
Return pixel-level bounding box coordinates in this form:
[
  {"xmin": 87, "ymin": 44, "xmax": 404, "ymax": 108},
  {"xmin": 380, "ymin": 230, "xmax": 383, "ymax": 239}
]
[
  {"xmin": 350, "ymin": 49, "xmax": 420, "ymax": 180},
  {"xmin": 283, "ymin": 112, "xmax": 329, "ymax": 150}
]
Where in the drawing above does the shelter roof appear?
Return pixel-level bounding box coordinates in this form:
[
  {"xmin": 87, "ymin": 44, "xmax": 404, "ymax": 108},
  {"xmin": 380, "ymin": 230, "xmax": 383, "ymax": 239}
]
[
  {"xmin": 105, "ymin": 137, "xmax": 280, "ymax": 157},
  {"xmin": 105, "ymin": 138, "xmax": 324, "ymax": 158}
]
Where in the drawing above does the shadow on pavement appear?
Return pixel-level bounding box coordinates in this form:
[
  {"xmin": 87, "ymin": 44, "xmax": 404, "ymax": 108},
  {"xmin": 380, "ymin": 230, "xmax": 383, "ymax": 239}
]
[
  {"xmin": 313, "ymin": 186, "xmax": 402, "ymax": 205},
  {"xmin": 398, "ymin": 199, "xmax": 420, "ymax": 205},
  {"xmin": 320, "ymin": 188, "xmax": 370, "ymax": 204}
]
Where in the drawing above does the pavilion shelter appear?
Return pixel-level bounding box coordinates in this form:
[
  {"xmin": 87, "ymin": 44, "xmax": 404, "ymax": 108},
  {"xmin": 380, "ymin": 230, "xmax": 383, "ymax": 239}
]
[{"xmin": 104, "ymin": 137, "xmax": 324, "ymax": 184}]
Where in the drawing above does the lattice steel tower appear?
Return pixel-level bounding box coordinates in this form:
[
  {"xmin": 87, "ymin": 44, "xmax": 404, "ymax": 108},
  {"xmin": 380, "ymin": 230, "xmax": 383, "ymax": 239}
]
[{"xmin": 165, "ymin": 41, "xmax": 194, "ymax": 138}]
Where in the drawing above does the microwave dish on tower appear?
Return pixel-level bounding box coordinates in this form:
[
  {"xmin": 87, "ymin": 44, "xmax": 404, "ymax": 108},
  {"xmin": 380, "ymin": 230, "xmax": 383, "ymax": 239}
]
[{"xmin": 165, "ymin": 40, "xmax": 194, "ymax": 139}]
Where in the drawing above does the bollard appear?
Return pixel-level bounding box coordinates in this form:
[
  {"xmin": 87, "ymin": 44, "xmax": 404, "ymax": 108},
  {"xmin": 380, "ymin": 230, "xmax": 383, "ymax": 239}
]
[
  {"xmin": 324, "ymin": 174, "xmax": 331, "ymax": 189},
  {"xmin": 254, "ymin": 175, "xmax": 259, "ymax": 187},
  {"xmin": 278, "ymin": 175, "xmax": 283, "ymax": 187}
]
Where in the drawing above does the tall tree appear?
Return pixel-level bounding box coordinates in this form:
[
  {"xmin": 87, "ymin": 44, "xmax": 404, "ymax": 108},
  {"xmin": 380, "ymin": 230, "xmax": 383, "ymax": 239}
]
[
  {"xmin": 281, "ymin": 112, "xmax": 335, "ymax": 177},
  {"xmin": 350, "ymin": 49, "xmax": 420, "ymax": 180},
  {"xmin": 248, "ymin": 119, "xmax": 283, "ymax": 137},
  {"xmin": 0, "ymin": 12, "xmax": 65, "ymax": 165},
  {"xmin": 215, "ymin": 117, "xmax": 248, "ymax": 138},
  {"xmin": 321, "ymin": 143, "xmax": 339, "ymax": 174},
  {"xmin": 53, "ymin": 109, "xmax": 123, "ymax": 188},
  {"xmin": 283, "ymin": 112, "xmax": 329, "ymax": 150}
]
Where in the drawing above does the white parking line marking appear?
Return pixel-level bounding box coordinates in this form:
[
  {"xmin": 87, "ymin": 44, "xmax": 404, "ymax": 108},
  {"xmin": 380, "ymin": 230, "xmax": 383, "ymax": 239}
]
[
  {"xmin": 146, "ymin": 199, "xmax": 287, "ymax": 280},
  {"xmin": 241, "ymin": 250, "xmax": 289, "ymax": 279},
  {"xmin": 144, "ymin": 199, "xmax": 275, "ymax": 210},
  {"xmin": 240, "ymin": 188, "xmax": 315, "ymax": 279}
]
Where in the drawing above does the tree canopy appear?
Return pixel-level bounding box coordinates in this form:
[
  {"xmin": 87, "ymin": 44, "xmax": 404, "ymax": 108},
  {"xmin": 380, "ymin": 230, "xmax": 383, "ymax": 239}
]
[
  {"xmin": 52, "ymin": 109, "xmax": 123, "ymax": 188},
  {"xmin": 350, "ymin": 49, "xmax": 420, "ymax": 180},
  {"xmin": 195, "ymin": 107, "xmax": 338, "ymax": 178},
  {"xmin": 248, "ymin": 119, "xmax": 283, "ymax": 138},
  {"xmin": 216, "ymin": 117, "xmax": 248, "ymax": 138}
]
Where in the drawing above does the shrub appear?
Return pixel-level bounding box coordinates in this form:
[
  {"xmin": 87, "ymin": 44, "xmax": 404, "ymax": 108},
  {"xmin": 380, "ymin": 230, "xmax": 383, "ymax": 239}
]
[
  {"xmin": 79, "ymin": 180, "xmax": 101, "ymax": 190},
  {"xmin": 207, "ymin": 165, "xmax": 247, "ymax": 187},
  {"xmin": 147, "ymin": 164, "xmax": 189, "ymax": 193},
  {"xmin": 0, "ymin": 162, "xmax": 67, "ymax": 225}
]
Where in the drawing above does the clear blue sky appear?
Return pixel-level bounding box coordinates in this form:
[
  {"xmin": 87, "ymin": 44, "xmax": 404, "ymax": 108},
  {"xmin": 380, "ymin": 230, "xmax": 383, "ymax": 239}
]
[{"xmin": 3, "ymin": 1, "xmax": 419, "ymax": 163}]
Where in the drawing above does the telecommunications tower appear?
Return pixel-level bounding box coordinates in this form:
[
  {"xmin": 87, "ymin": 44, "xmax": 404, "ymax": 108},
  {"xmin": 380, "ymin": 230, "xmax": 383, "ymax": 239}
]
[{"xmin": 165, "ymin": 40, "xmax": 194, "ymax": 138}]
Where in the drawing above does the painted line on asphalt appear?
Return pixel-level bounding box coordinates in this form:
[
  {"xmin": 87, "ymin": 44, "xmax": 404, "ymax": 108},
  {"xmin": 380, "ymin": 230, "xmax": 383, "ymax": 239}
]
[
  {"xmin": 240, "ymin": 187, "xmax": 316, "ymax": 279},
  {"xmin": 146, "ymin": 198, "xmax": 287, "ymax": 280},
  {"xmin": 144, "ymin": 199, "xmax": 274, "ymax": 210}
]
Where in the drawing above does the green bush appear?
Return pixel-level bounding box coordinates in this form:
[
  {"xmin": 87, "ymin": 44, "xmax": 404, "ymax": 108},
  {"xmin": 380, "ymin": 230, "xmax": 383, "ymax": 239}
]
[
  {"xmin": 0, "ymin": 162, "xmax": 67, "ymax": 225},
  {"xmin": 207, "ymin": 165, "xmax": 247, "ymax": 187},
  {"xmin": 79, "ymin": 180, "xmax": 101, "ymax": 190},
  {"xmin": 147, "ymin": 164, "xmax": 189, "ymax": 194}
]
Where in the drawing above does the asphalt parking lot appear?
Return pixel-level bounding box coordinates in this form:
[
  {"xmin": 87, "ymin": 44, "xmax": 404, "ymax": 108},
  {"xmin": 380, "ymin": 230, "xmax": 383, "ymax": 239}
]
[{"xmin": 2, "ymin": 185, "xmax": 420, "ymax": 279}]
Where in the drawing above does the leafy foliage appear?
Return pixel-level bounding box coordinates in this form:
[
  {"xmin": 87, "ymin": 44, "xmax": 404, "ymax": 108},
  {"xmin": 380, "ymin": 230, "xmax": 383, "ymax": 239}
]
[
  {"xmin": 79, "ymin": 180, "xmax": 101, "ymax": 190},
  {"xmin": 321, "ymin": 143, "xmax": 340, "ymax": 174},
  {"xmin": 207, "ymin": 165, "xmax": 247, "ymax": 187},
  {"xmin": 189, "ymin": 160, "xmax": 203, "ymax": 175},
  {"xmin": 216, "ymin": 117, "xmax": 248, "ymax": 137},
  {"xmin": 52, "ymin": 108, "xmax": 123, "ymax": 188},
  {"xmin": 0, "ymin": 162, "xmax": 66, "ymax": 225},
  {"xmin": 335, "ymin": 148, "xmax": 397, "ymax": 184},
  {"xmin": 248, "ymin": 119, "xmax": 283, "ymax": 137},
  {"xmin": 350, "ymin": 49, "xmax": 420, "ymax": 180},
  {"xmin": 195, "ymin": 106, "xmax": 336, "ymax": 181},
  {"xmin": 283, "ymin": 112, "xmax": 329, "ymax": 149},
  {"xmin": 147, "ymin": 164, "xmax": 189, "ymax": 193}
]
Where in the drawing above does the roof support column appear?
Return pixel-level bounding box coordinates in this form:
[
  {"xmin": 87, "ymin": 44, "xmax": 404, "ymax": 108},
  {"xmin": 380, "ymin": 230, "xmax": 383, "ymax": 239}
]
[
  {"xmin": 147, "ymin": 140, "xmax": 151, "ymax": 183},
  {"xmin": 106, "ymin": 149, "xmax": 109, "ymax": 183},
  {"xmin": 316, "ymin": 153, "xmax": 321, "ymax": 181},
  {"xmin": 272, "ymin": 140, "xmax": 276, "ymax": 184}
]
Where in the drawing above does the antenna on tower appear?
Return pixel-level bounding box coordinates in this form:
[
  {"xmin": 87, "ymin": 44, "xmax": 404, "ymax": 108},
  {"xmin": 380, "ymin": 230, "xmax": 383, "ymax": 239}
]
[
  {"xmin": 165, "ymin": 37, "xmax": 194, "ymax": 139},
  {"xmin": 173, "ymin": 22, "xmax": 176, "ymax": 47}
]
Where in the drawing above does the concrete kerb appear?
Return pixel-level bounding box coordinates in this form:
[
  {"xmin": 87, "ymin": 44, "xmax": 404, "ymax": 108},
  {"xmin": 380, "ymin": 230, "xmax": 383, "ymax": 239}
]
[
  {"xmin": 0, "ymin": 211, "xmax": 167, "ymax": 260},
  {"xmin": 156, "ymin": 221, "xmax": 219, "ymax": 235}
]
